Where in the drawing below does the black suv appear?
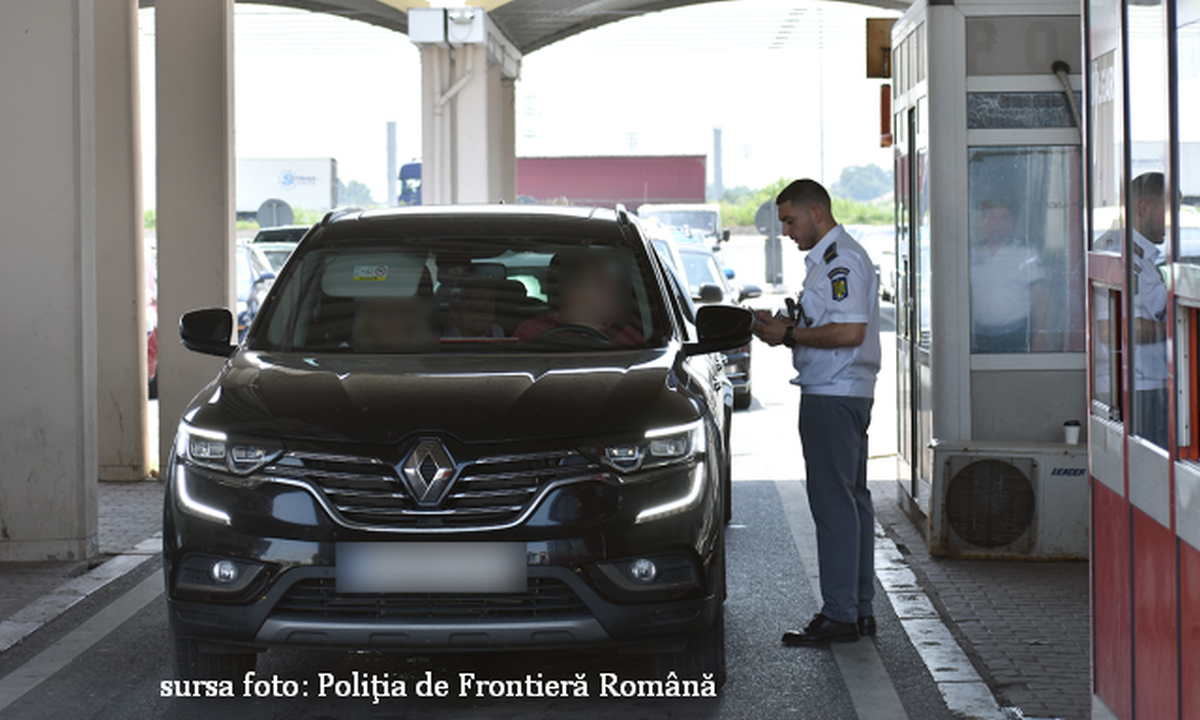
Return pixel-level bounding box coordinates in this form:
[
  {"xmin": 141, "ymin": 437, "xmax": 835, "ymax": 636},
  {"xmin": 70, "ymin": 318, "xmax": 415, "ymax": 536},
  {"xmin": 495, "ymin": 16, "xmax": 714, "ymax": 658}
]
[{"xmin": 164, "ymin": 205, "xmax": 752, "ymax": 685}]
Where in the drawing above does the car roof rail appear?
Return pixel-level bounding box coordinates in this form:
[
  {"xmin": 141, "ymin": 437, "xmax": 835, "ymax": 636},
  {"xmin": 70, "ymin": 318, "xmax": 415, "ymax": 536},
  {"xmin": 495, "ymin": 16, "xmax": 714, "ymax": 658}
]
[
  {"xmin": 320, "ymin": 206, "xmax": 363, "ymax": 226},
  {"xmin": 614, "ymin": 204, "xmax": 633, "ymax": 226}
]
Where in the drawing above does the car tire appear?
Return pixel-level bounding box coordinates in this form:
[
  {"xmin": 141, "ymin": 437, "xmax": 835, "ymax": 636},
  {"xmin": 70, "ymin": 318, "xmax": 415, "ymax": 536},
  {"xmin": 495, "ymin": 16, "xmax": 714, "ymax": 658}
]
[
  {"xmin": 733, "ymin": 387, "xmax": 751, "ymax": 410},
  {"xmin": 653, "ymin": 538, "xmax": 727, "ymax": 689},
  {"xmin": 171, "ymin": 621, "xmax": 256, "ymax": 681}
]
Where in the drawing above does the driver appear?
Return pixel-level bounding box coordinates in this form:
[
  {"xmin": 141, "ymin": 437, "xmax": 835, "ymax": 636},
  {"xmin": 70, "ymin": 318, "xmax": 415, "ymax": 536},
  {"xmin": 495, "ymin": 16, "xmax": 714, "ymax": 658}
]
[{"xmin": 515, "ymin": 250, "xmax": 642, "ymax": 346}]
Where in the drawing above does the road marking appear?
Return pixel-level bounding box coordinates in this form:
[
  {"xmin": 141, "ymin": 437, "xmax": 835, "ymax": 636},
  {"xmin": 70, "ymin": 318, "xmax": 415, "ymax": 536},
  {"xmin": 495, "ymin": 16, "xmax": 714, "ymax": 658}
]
[
  {"xmin": 0, "ymin": 572, "xmax": 163, "ymax": 713},
  {"xmin": 775, "ymin": 479, "xmax": 911, "ymax": 720},
  {"xmin": 0, "ymin": 535, "xmax": 160, "ymax": 653}
]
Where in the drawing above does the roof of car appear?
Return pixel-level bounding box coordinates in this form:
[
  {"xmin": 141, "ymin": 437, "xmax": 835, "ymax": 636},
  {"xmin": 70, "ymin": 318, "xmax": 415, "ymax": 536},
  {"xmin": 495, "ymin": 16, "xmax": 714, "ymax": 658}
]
[
  {"xmin": 314, "ymin": 204, "xmax": 632, "ymax": 241},
  {"xmin": 340, "ymin": 204, "xmax": 620, "ymax": 223}
]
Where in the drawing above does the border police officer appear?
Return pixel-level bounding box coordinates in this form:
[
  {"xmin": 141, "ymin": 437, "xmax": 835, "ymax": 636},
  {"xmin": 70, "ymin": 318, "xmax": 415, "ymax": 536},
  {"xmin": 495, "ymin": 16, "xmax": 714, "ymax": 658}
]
[{"xmin": 754, "ymin": 179, "xmax": 882, "ymax": 645}]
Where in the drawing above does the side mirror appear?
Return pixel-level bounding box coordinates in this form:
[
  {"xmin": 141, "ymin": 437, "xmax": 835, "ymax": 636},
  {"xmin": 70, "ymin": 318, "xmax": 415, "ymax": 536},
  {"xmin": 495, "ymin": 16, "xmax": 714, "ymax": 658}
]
[
  {"xmin": 721, "ymin": 229, "xmax": 731, "ymax": 242},
  {"xmin": 685, "ymin": 305, "xmax": 754, "ymax": 356},
  {"xmin": 180, "ymin": 308, "xmax": 237, "ymax": 358},
  {"xmin": 254, "ymin": 271, "xmax": 277, "ymax": 287},
  {"xmin": 739, "ymin": 284, "xmax": 763, "ymax": 301},
  {"xmin": 696, "ymin": 283, "xmax": 724, "ymax": 304}
]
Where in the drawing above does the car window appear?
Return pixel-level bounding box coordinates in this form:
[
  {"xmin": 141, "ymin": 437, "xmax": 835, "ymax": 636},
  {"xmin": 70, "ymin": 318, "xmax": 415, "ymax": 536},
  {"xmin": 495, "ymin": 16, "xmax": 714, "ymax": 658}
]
[
  {"xmin": 678, "ymin": 251, "xmax": 724, "ymax": 296},
  {"xmin": 252, "ymin": 236, "xmax": 670, "ymax": 353}
]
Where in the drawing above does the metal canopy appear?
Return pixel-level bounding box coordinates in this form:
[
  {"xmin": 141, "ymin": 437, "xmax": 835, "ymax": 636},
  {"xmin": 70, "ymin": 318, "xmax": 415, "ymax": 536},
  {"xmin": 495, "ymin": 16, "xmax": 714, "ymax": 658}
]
[{"xmin": 140, "ymin": 0, "xmax": 910, "ymax": 55}]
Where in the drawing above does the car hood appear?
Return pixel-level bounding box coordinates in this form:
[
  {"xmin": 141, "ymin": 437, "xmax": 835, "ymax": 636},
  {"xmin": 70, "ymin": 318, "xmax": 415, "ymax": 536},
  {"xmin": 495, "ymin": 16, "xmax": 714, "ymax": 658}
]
[{"xmin": 183, "ymin": 348, "xmax": 702, "ymax": 447}]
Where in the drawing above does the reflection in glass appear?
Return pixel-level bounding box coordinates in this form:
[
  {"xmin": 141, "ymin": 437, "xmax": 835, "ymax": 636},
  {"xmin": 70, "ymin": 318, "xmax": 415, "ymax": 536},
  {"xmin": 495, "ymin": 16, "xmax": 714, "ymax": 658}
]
[
  {"xmin": 1129, "ymin": 173, "xmax": 1170, "ymax": 447},
  {"xmin": 1127, "ymin": 0, "xmax": 1169, "ymax": 447},
  {"xmin": 968, "ymin": 146, "xmax": 1086, "ymax": 353}
]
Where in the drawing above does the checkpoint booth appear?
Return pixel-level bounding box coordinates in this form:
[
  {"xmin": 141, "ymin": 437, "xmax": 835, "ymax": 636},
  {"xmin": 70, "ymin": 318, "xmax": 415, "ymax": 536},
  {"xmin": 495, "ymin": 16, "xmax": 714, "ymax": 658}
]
[
  {"xmin": 1084, "ymin": 0, "xmax": 1200, "ymax": 714},
  {"xmin": 889, "ymin": 0, "xmax": 1090, "ymax": 560}
]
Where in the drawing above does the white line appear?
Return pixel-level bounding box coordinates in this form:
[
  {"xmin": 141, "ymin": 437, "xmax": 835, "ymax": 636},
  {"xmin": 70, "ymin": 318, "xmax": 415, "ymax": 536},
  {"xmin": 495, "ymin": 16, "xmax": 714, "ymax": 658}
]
[
  {"xmin": 0, "ymin": 572, "xmax": 163, "ymax": 713},
  {"xmin": 774, "ymin": 479, "xmax": 911, "ymax": 720},
  {"xmin": 0, "ymin": 535, "xmax": 160, "ymax": 653}
]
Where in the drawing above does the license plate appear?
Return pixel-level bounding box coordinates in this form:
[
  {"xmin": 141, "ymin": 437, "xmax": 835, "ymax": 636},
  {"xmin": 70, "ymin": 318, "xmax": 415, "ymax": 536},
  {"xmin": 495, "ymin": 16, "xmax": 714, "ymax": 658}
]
[{"xmin": 336, "ymin": 542, "xmax": 526, "ymax": 593}]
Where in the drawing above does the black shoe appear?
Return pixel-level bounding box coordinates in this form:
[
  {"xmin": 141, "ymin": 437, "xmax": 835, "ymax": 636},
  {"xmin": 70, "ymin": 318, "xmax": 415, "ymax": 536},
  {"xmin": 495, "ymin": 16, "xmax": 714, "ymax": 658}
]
[
  {"xmin": 858, "ymin": 616, "xmax": 876, "ymax": 637},
  {"xmin": 782, "ymin": 614, "xmax": 859, "ymax": 646}
]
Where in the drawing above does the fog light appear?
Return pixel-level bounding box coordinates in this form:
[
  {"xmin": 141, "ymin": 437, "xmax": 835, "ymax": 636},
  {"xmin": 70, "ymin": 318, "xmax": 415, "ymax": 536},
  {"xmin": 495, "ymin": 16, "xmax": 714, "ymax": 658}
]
[
  {"xmin": 629, "ymin": 558, "xmax": 657, "ymax": 583},
  {"xmin": 211, "ymin": 560, "xmax": 239, "ymax": 584}
]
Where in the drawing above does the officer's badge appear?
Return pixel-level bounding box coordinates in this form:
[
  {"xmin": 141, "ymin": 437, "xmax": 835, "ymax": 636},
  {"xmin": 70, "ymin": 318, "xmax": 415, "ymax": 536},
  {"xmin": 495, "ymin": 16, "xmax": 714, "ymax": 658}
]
[{"xmin": 829, "ymin": 267, "xmax": 850, "ymax": 302}]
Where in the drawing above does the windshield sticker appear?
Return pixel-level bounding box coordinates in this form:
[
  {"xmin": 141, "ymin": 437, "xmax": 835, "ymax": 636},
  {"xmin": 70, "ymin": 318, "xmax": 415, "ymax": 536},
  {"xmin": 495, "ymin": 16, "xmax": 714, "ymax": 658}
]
[{"xmin": 354, "ymin": 265, "xmax": 388, "ymax": 282}]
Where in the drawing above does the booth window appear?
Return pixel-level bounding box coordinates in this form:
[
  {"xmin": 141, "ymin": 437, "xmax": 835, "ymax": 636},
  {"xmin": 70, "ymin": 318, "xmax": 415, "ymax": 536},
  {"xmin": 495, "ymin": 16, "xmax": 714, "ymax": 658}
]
[
  {"xmin": 1176, "ymin": 14, "xmax": 1200, "ymax": 261},
  {"xmin": 967, "ymin": 146, "xmax": 1086, "ymax": 353},
  {"xmin": 1092, "ymin": 285, "xmax": 1122, "ymax": 419},
  {"xmin": 917, "ymin": 148, "xmax": 931, "ymax": 349},
  {"xmin": 1127, "ymin": 0, "xmax": 1170, "ymax": 449},
  {"xmin": 1088, "ymin": 0, "xmax": 1123, "ymax": 253}
]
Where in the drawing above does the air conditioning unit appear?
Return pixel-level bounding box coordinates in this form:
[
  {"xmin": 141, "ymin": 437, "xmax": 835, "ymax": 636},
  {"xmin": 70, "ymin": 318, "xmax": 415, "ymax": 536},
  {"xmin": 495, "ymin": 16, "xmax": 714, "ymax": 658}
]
[{"xmin": 928, "ymin": 440, "xmax": 1088, "ymax": 559}]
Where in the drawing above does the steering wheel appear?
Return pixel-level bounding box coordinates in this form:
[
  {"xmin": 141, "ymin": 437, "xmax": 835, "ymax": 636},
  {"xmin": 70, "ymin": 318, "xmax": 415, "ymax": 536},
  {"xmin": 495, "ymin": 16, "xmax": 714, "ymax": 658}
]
[{"xmin": 535, "ymin": 323, "xmax": 615, "ymax": 346}]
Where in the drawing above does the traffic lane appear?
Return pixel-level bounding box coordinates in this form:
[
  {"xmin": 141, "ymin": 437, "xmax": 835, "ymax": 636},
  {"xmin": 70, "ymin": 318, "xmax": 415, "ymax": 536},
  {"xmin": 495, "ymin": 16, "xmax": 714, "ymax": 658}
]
[{"xmin": 2, "ymin": 482, "xmax": 865, "ymax": 720}]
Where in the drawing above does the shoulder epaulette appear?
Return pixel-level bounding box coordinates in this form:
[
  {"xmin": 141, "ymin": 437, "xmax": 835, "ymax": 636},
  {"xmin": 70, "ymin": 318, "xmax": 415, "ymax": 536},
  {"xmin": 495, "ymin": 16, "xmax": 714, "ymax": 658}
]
[{"xmin": 823, "ymin": 243, "xmax": 838, "ymax": 263}]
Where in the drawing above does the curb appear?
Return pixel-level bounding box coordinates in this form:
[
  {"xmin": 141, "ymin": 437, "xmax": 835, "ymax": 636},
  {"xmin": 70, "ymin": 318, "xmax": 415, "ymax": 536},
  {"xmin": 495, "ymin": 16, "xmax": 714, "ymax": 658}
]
[
  {"xmin": 0, "ymin": 534, "xmax": 161, "ymax": 653},
  {"xmin": 873, "ymin": 523, "xmax": 1009, "ymax": 720}
]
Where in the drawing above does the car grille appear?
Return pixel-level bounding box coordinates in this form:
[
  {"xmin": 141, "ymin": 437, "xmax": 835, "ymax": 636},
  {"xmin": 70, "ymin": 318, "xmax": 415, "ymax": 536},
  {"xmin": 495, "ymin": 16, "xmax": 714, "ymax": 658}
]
[
  {"xmin": 264, "ymin": 449, "xmax": 602, "ymax": 530},
  {"xmin": 272, "ymin": 577, "xmax": 590, "ymax": 620}
]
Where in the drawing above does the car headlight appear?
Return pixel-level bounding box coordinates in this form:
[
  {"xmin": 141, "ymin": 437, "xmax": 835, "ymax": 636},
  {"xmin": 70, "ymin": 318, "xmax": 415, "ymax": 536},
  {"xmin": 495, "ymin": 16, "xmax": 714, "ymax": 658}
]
[
  {"xmin": 175, "ymin": 423, "xmax": 282, "ymax": 477},
  {"xmin": 599, "ymin": 420, "xmax": 705, "ymax": 474}
]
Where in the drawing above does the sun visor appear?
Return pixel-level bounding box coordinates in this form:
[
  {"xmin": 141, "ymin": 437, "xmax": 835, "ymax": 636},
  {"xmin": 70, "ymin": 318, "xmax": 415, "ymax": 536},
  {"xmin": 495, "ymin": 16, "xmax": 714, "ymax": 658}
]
[{"xmin": 321, "ymin": 251, "xmax": 429, "ymax": 298}]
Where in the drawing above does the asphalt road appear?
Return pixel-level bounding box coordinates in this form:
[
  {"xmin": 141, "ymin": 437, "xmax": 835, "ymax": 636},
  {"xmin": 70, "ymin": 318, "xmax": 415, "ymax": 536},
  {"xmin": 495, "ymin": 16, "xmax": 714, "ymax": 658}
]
[{"xmin": 0, "ymin": 480, "xmax": 956, "ymax": 720}]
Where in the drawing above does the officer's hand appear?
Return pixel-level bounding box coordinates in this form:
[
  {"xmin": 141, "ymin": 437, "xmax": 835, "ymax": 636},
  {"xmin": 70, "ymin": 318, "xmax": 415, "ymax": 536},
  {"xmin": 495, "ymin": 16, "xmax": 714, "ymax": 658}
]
[{"xmin": 754, "ymin": 310, "xmax": 789, "ymax": 347}]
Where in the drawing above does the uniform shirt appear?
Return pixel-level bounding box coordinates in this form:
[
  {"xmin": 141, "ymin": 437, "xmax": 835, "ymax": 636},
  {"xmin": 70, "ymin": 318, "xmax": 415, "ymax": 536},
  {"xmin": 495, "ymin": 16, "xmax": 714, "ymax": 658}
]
[
  {"xmin": 790, "ymin": 225, "xmax": 882, "ymax": 397},
  {"xmin": 970, "ymin": 239, "xmax": 1045, "ymax": 330},
  {"xmin": 1131, "ymin": 229, "xmax": 1168, "ymax": 390}
]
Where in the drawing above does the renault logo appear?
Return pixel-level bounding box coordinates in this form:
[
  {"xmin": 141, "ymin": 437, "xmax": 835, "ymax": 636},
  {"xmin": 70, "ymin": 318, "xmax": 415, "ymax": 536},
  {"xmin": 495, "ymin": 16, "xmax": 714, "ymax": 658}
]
[{"xmin": 400, "ymin": 440, "xmax": 457, "ymax": 507}]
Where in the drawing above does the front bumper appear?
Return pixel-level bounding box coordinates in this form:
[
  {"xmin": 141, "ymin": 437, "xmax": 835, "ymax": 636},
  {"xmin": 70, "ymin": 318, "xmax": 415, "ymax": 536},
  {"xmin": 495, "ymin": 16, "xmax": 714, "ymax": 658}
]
[
  {"xmin": 164, "ymin": 457, "xmax": 723, "ymax": 655},
  {"xmin": 170, "ymin": 564, "xmax": 717, "ymax": 655}
]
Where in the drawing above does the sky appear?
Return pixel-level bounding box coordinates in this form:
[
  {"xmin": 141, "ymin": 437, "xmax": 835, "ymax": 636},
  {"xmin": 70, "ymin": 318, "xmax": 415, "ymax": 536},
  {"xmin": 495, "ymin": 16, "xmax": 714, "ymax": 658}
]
[{"xmin": 137, "ymin": 0, "xmax": 899, "ymax": 209}]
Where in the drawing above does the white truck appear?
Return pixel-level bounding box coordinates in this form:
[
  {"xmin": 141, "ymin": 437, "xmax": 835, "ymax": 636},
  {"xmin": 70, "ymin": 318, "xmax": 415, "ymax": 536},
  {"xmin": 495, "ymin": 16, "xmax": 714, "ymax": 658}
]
[{"xmin": 236, "ymin": 158, "xmax": 338, "ymax": 224}]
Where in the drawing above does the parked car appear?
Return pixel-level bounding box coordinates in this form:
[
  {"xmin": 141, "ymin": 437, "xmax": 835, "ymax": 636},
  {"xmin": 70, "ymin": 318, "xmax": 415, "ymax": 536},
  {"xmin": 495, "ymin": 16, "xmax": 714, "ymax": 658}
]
[
  {"xmin": 165, "ymin": 205, "xmax": 752, "ymax": 685},
  {"xmin": 674, "ymin": 245, "xmax": 761, "ymax": 410},
  {"xmin": 235, "ymin": 241, "xmax": 276, "ymax": 339}
]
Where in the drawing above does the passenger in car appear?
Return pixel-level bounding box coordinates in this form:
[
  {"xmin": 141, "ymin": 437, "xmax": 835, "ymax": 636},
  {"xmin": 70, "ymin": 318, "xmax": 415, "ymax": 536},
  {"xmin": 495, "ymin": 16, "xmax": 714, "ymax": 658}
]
[
  {"xmin": 443, "ymin": 277, "xmax": 506, "ymax": 338},
  {"xmin": 514, "ymin": 250, "xmax": 643, "ymax": 345}
]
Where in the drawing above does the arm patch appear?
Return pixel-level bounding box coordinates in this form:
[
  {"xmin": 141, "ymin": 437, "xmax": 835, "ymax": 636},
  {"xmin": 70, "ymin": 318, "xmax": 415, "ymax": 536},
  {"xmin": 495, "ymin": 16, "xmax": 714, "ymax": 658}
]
[{"xmin": 828, "ymin": 267, "xmax": 850, "ymax": 301}]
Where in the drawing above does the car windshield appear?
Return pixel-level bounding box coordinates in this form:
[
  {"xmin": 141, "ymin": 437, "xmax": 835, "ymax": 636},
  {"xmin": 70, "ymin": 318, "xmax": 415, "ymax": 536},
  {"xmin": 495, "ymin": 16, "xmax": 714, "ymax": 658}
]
[
  {"xmin": 251, "ymin": 235, "xmax": 670, "ymax": 353},
  {"xmin": 261, "ymin": 248, "xmax": 294, "ymax": 273},
  {"xmin": 641, "ymin": 211, "xmax": 717, "ymax": 236},
  {"xmin": 678, "ymin": 250, "xmax": 725, "ymax": 296}
]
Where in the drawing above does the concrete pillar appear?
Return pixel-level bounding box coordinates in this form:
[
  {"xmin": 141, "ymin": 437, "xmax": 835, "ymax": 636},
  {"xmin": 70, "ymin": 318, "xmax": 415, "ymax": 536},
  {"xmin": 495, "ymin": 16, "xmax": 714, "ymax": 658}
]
[
  {"xmin": 412, "ymin": 8, "xmax": 521, "ymax": 205},
  {"xmin": 155, "ymin": 0, "xmax": 236, "ymax": 462},
  {"xmin": 500, "ymin": 78, "xmax": 517, "ymax": 203},
  {"xmin": 0, "ymin": 1, "xmax": 100, "ymax": 560},
  {"xmin": 96, "ymin": 0, "xmax": 149, "ymax": 481}
]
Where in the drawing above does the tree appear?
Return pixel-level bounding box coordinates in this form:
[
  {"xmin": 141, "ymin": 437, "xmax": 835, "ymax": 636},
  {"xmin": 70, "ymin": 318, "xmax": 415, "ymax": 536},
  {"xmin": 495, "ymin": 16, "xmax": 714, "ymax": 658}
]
[
  {"xmin": 830, "ymin": 164, "xmax": 893, "ymax": 203},
  {"xmin": 338, "ymin": 179, "xmax": 375, "ymax": 207}
]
